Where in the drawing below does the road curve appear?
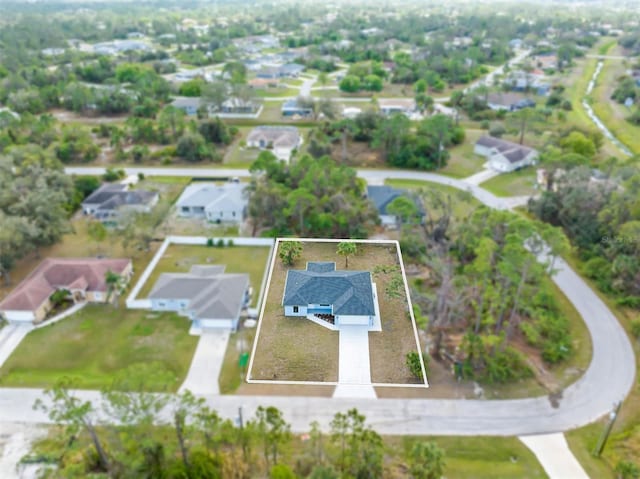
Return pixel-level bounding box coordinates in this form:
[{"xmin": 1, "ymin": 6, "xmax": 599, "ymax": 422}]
[{"xmin": 0, "ymin": 166, "xmax": 634, "ymax": 436}]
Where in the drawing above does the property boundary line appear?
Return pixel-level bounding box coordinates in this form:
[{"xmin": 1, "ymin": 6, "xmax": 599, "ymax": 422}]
[{"xmin": 246, "ymin": 237, "xmax": 429, "ymax": 389}]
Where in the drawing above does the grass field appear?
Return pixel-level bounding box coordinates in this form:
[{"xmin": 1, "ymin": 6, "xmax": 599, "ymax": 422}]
[
  {"xmin": 439, "ymin": 129, "xmax": 486, "ymax": 178},
  {"xmin": 591, "ymin": 58, "xmax": 640, "ymax": 155},
  {"xmin": 137, "ymin": 244, "xmax": 271, "ymax": 307},
  {"xmin": 480, "ymin": 168, "xmax": 537, "ymax": 197},
  {"xmin": 388, "ymin": 436, "xmax": 547, "ymax": 478},
  {"xmin": 0, "ymin": 305, "xmax": 198, "ymax": 391},
  {"xmin": 252, "ymin": 87, "xmax": 298, "ymax": 98}
]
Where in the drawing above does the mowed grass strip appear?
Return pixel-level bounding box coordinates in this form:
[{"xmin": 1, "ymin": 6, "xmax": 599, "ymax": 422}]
[
  {"xmin": 137, "ymin": 245, "xmax": 271, "ymax": 306},
  {"xmin": 0, "ymin": 305, "xmax": 198, "ymax": 391}
]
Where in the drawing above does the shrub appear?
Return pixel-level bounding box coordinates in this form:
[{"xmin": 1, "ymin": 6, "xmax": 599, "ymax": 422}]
[
  {"xmin": 489, "ymin": 123, "xmax": 506, "ymax": 137},
  {"xmin": 631, "ymin": 320, "xmax": 640, "ymax": 339},
  {"xmin": 406, "ymin": 351, "xmax": 424, "ymax": 380},
  {"xmin": 227, "ymin": 239, "xmax": 234, "ymax": 247},
  {"xmin": 206, "ymin": 238, "xmax": 214, "ymax": 247},
  {"xmin": 216, "ymin": 239, "xmax": 225, "ymax": 247}
]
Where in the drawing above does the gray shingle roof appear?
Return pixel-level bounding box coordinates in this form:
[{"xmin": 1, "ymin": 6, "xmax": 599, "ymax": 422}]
[
  {"xmin": 477, "ymin": 136, "xmax": 536, "ymax": 164},
  {"xmin": 282, "ymin": 263, "xmax": 375, "ymax": 316},
  {"xmin": 177, "ymin": 183, "xmax": 247, "ymax": 211},
  {"xmin": 149, "ymin": 264, "xmax": 249, "ymax": 320},
  {"xmin": 82, "ymin": 184, "xmax": 157, "ymax": 211},
  {"xmin": 366, "ymin": 185, "xmax": 425, "ymax": 216}
]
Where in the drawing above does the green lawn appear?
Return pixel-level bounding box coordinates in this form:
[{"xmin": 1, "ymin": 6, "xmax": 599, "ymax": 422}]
[
  {"xmin": 480, "ymin": 168, "xmax": 537, "ymax": 197},
  {"xmin": 252, "ymin": 87, "xmax": 298, "ymax": 98},
  {"xmin": 591, "ymin": 58, "xmax": 640, "ymax": 155},
  {"xmin": 137, "ymin": 244, "xmax": 272, "ymax": 307},
  {"xmin": 390, "ymin": 436, "xmax": 547, "ymax": 478},
  {"xmin": 219, "ymin": 327, "xmax": 256, "ymax": 394},
  {"xmin": 0, "ymin": 305, "xmax": 198, "ymax": 391},
  {"xmin": 440, "ymin": 129, "xmax": 487, "ymax": 178}
]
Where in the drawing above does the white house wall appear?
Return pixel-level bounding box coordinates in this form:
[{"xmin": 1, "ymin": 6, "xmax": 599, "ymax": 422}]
[
  {"xmin": 337, "ymin": 315, "xmax": 371, "ymax": 326},
  {"xmin": 284, "ymin": 305, "xmax": 307, "ymax": 316},
  {"xmin": 2, "ymin": 310, "xmax": 35, "ymax": 322}
]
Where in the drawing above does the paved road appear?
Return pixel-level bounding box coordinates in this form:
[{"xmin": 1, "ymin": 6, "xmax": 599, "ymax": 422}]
[{"xmin": 6, "ymin": 166, "xmax": 629, "ymax": 437}]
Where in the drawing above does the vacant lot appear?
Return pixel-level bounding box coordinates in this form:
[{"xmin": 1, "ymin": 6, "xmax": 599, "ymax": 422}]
[
  {"xmin": 137, "ymin": 244, "xmax": 272, "ymax": 307},
  {"xmin": 440, "ymin": 129, "xmax": 487, "ymax": 178},
  {"xmin": 480, "ymin": 168, "xmax": 537, "ymax": 197},
  {"xmin": 0, "ymin": 305, "xmax": 198, "ymax": 391},
  {"xmin": 250, "ymin": 241, "xmax": 421, "ymax": 384}
]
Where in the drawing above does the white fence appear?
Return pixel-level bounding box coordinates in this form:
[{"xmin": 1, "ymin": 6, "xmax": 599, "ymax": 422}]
[{"xmin": 126, "ymin": 236, "xmax": 275, "ymax": 309}]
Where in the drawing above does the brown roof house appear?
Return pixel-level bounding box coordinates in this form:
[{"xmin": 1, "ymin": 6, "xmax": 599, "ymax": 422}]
[
  {"xmin": 0, "ymin": 258, "xmax": 133, "ymax": 323},
  {"xmin": 474, "ymin": 136, "xmax": 539, "ymax": 173}
]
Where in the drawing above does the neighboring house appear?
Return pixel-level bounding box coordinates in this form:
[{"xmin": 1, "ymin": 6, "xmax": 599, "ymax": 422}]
[
  {"xmin": 534, "ymin": 54, "xmax": 559, "ymax": 70},
  {"xmin": 282, "ymin": 262, "xmax": 376, "ymax": 327},
  {"xmin": 170, "ymin": 97, "xmax": 204, "ymax": 116},
  {"xmin": 281, "ymin": 99, "xmax": 313, "ymax": 117},
  {"xmin": 366, "ymin": 185, "xmax": 425, "ymax": 228},
  {"xmin": 378, "ymin": 99, "xmax": 417, "ymax": 117},
  {"xmin": 176, "ymin": 182, "xmax": 247, "ymax": 223},
  {"xmin": 505, "ymin": 70, "xmax": 550, "ymax": 95},
  {"xmin": 220, "ymin": 97, "xmax": 259, "ymax": 114},
  {"xmin": 485, "ymin": 92, "xmax": 536, "ymax": 111},
  {"xmin": 148, "ymin": 265, "xmax": 250, "ymax": 331},
  {"xmin": 256, "ymin": 63, "xmax": 305, "ymax": 79},
  {"xmin": 82, "ymin": 183, "xmax": 159, "ymax": 222},
  {"xmin": 246, "ymin": 126, "xmax": 302, "ymax": 161},
  {"xmin": 0, "ymin": 258, "xmax": 132, "ymax": 323},
  {"xmin": 342, "ymin": 107, "xmax": 362, "ymax": 119},
  {"xmin": 249, "ymin": 78, "xmax": 280, "ymax": 89},
  {"xmin": 474, "ymin": 136, "xmax": 539, "ymax": 172}
]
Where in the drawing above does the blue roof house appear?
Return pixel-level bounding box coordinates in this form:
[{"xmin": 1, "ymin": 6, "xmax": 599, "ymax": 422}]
[{"xmin": 282, "ymin": 262, "xmax": 378, "ymax": 328}]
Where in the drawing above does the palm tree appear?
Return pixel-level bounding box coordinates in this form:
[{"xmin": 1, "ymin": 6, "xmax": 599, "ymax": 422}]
[
  {"xmin": 337, "ymin": 242, "xmax": 357, "ymax": 268},
  {"xmin": 105, "ymin": 270, "xmax": 122, "ymax": 306}
]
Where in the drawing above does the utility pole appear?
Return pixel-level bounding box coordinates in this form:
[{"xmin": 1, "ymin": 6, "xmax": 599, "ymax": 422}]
[{"xmin": 593, "ymin": 401, "xmax": 622, "ymax": 457}]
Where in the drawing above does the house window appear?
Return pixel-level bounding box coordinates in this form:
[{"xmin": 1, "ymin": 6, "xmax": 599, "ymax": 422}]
[
  {"xmin": 181, "ymin": 207, "xmax": 189, "ymax": 213},
  {"xmin": 158, "ymin": 301, "xmax": 166, "ymax": 307},
  {"xmin": 293, "ymin": 306, "xmax": 299, "ymax": 313},
  {"xmin": 232, "ymin": 211, "xmax": 236, "ymax": 217}
]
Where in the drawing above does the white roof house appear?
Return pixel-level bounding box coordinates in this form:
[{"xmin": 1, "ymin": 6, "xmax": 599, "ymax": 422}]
[
  {"xmin": 246, "ymin": 126, "xmax": 302, "ymax": 162},
  {"xmin": 474, "ymin": 136, "xmax": 539, "ymax": 173},
  {"xmin": 176, "ymin": 182, "xmax": 247, "ymax": 224}
]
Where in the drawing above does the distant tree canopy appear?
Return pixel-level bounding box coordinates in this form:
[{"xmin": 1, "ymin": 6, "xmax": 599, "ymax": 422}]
[{"xmin": 247, "ymin": 152, "xmax": 378, "ymax": 238}]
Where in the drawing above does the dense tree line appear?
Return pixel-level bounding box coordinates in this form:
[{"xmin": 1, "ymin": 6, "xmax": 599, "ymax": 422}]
[
  {"xmin": 32, "ymin": 376, "xmax": 445, "ymax": 478},
  {"xmin": 399, "ymin": 190, "xmax": 571, "ymax": 382},
  {"xmin": 529, "ymin": 164, "xmax": 640, "ymax": 307},
  {"xmin": 0, "ymin": 147, "xmax": 75, "ymax": 285},
  {"xmin": 247, "ymin": 152, "xmax": 379, "ymax": 238},
  {"xmin": 315, "ymin": 111, "xmax": 464, "ymax": 170}
]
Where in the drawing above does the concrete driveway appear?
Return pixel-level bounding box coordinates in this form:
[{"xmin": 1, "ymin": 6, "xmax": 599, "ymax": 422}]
[
  {"xmin": 179, "ymin": 329, "xmax": 230, "ymax": 396},
  {"xmin": 338, "ymin": 326, "xmax": 372, "ymax": 385},
  {"xmin": 0, "ymin": 324, "xmax": 33, "ymax": 368}
]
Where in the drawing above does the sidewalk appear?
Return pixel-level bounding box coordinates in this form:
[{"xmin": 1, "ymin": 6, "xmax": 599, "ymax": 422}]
[{"xmin": 520, "ymin": 433, "xmax": 589, "ymax": 479}]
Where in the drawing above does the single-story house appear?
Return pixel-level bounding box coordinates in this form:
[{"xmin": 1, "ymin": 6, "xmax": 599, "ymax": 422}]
[
  {"xmin": 282, "ymin": 262, "xmax": 376, "ymax": 327},
  {"xmin": 378, "ymin": 98, "xmax": 417, "ymax": 117},
  {"xmin": 474, "ymin": 136, "xmax": 539, "ymax": 172},
  {"xmin": 176, "ymin": 182, "xmax": 247, "ymax": 223},
  {"xmin": 281, "ymin": 99, "xmax": 313, "ymax": 117},
  {"xmin": 366, "ymin": 185, "xmax": 426, "ymax": 228},
  {"xmin": 148, "ymin": 265, "xmax": 250, "ymax": 331},
  {"xmin": 485, "ymin": 92, "xmax": 536, "ymax": 111},
  {"xmin": 249, "ymin": 78, "xmax": 279, "ymax": 89},
  {"xmin": 342, "ymin": 107, "xmax": 362, "ymax": 119},
  {"xmin": 220, "ymin": 97, "xmax": 259, "ymax": 114},
  {"xmin": 82, "ymin": 183, "xmax": 159, "ymax": 222},
  {"xmin": 0, "ymin": 258, "xmax": 132, "ymax": 323},
  {"xmin": 170, "ymin": 97, "xmax": 204, "ymax": 116},
  {"xmin": 246, "ymin": 126, "xmax": 302, "ymax": 161}
]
